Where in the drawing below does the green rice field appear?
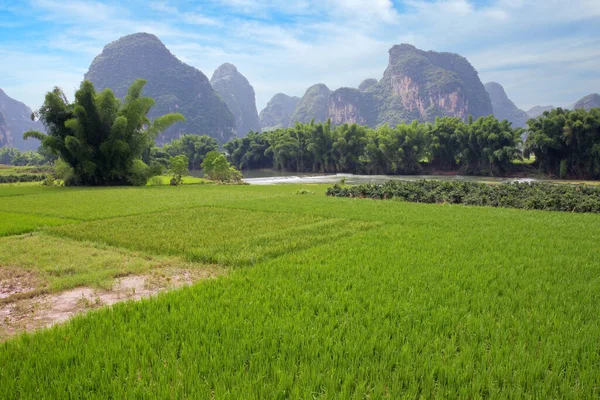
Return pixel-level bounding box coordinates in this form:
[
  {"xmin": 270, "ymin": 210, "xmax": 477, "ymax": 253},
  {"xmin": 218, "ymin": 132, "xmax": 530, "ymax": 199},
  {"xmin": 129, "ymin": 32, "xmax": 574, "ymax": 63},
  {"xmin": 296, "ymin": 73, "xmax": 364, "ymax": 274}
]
[{"xmin": 1, "ymin": 183, "xmax": 600, "ymax": 398}]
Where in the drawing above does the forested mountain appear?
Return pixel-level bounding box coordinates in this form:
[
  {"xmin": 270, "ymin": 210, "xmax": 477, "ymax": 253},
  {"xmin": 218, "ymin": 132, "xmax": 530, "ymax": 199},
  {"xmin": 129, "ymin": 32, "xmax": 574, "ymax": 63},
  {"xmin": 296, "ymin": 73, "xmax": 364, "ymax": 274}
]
[
  {"xmin": 259, "ymin": 93, "xmax": 300, "ymax": 131},
  {"xmin": 210, "ymin": 63, "xmax": 261, "ymax": 137},
  {"xmin": 0, "ymin": 88, "xmax": 44, "ymax": 150},
  {"xmin": 573, "ymin": 93, "xmax": 600, "ymax": 111},
  {"xmin": 290, "ymin": 84, "xmax": 331, "ymax": 124},
  {"xmin": 527, "ymin": 105, "xmax": 555, "ymax": 118},
  {"xmin": 84, "ymin": 33, "xmax": 235, "ymax": 144},
  {"xmin": 370, "ymin": 44, "xmax": 492, "ymax": 125},
  {"xmin": 358, "ymin": 79, "xmax": 378, "ymax": 92},
  {"xmin": 288, "ymin": 44, "xmax": 492, "ymax": 128},
  {"xmin": 484, "ymin": 82, "xmax": 529, "ymax": 128},
  {"xmin": 0, "ymin": 112, "xmax": 11, "ymax": 147}
]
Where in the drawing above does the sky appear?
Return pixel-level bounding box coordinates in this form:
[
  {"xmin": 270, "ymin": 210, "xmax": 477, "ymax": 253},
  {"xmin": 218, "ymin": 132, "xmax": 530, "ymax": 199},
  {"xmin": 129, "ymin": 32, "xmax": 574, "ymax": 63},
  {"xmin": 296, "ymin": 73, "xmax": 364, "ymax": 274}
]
[{"xmin": 0, "ymin": 0, "xmax": 599, "ymax": 113}]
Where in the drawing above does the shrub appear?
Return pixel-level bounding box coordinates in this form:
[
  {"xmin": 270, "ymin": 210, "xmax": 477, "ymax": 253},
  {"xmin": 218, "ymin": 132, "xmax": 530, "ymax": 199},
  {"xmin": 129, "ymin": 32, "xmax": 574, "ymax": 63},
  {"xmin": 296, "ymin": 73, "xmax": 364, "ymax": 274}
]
[{"xmin": 326, "ymin": 180, "xmax": 600, "ymax": 213}]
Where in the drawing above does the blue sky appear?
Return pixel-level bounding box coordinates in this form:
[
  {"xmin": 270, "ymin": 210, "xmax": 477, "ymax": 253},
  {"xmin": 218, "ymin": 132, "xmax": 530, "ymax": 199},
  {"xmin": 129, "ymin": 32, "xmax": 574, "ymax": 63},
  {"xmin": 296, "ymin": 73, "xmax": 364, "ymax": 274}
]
[{"xmin": 0, "ymin": 0, "xmax": 599, "ymax": 112}]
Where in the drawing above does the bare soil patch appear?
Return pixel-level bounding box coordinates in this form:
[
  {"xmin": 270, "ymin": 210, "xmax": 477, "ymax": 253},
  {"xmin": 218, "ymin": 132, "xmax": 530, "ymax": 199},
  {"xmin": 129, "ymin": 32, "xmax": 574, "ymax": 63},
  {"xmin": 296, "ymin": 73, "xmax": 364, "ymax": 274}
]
[{"xmin": 0, "ymin": 267, "xmax": 218, "ymax": 341}]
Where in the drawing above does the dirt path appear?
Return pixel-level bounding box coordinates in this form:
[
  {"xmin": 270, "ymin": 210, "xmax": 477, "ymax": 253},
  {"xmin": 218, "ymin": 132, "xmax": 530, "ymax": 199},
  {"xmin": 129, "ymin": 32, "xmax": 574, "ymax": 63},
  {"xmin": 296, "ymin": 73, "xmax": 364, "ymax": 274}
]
[{"xmin": 0, "ymin": 268, "xmax": 218, "ymax": 341}]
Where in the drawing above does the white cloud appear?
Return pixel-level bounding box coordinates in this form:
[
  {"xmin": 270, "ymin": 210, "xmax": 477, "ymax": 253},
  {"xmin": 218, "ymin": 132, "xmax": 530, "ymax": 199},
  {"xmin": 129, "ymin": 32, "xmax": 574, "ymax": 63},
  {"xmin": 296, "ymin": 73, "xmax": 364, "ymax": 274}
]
[{"xmin": 1, "ymin": 0, "xmax": 598, "ymax": 113}]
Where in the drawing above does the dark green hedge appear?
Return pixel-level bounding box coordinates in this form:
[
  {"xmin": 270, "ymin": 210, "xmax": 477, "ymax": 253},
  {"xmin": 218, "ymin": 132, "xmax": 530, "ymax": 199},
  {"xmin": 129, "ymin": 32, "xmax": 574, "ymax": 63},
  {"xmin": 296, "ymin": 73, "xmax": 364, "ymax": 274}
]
[
  {"xmin": 0, "ymin": 174, "xmax": 46, "ymax": 183},
  {"xmin": 326, "ymin": 180, "xmax": 600, "ymax": 213}
]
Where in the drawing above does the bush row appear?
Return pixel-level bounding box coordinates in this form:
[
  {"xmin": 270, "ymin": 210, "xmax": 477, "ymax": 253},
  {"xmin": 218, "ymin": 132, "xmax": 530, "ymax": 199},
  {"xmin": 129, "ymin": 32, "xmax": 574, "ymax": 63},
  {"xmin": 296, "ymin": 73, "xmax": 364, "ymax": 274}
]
[
  {"xmin": 326, "ymin": 180, "xmax": 600, "ymax": 213},
  {"xmin": 0, "ymin": 174, "xmax": 46, "ymax": 183}
]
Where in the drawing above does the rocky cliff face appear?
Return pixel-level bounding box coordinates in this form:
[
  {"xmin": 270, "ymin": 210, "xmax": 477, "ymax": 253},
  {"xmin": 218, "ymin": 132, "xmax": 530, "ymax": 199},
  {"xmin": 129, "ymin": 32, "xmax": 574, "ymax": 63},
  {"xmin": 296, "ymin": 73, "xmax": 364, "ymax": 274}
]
[
  {"xmin": 328, "ymin": 88, "xmax": 376, "ymax": 126},
  {"xmin": 210, "ymin": 63, "xmax": 261, "ymax": 137},
  {"xmin": 290, "ymin": 84, "xmax": 331, "ymax": 124},
  {"xmin": 573, "ymin": 93, "xmax": 600, "ymax": 111},
  {"xmin": 84, "ymin": 33, "xmax": 235, "ymax": 144},
  {"xmin": 370, "ymin": 44, "xmax": 492, "ymax": 126},
  {"xmin": 259, "ymin": 93, "xmax": 300, "ymax": 131},
  {"xmin": 0, "ymin": 88, "xmax": 44, "ymax": 150},
  {"xmin": 527, "ymin": 105, "xmax": 555, "ymax": 118},
  {"xmin": 484, "ymin": 82, "xmax": 529, "ymax": 128},
  {"xmin": 315, "ymin": 44, "xmax": 493, "ymax": 128},
  {"xmin": 0, "ymin": 112, "xmax": 12, "ymax": 148}
]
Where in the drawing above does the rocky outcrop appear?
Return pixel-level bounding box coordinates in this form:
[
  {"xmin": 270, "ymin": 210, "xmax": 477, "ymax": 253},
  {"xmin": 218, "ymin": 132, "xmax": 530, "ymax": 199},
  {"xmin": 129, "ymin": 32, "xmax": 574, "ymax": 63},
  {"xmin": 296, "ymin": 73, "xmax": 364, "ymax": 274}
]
[
  {"xmin": 573, "ymin": 93, "xmax": 600, "ymax": 111},
  {"xmin": 370, "ymin": 44, "xmax": 492, "ymax": 126},
  {"xmin": 259, "ymin": 93, "xmax": 300, "ymax": 131},
  {"xmin": 0, "ymin": 112, "xmax": 11, "ymax": 148},
  {"xmin": 290, "ymin": 84, "xmax": 331, "ymax": 124},
  {"xmin": 527, "ymin": 105, "xmax": 555, "ymax": 118},
  {"xmin": 210, "ymin": 63, "xmax": 261, "ymax": 137},
  {"xmin": 484, "ymin": 82, "xmax": 529, "ymax": 128},
  {"xmin": 0, "ymin": 89, "xmax": 44, "ymax": 150},
  {"xmin": 328, "ymin": 88, "xmax": 376, "ymax": 126},
  {"xmin": 84, "ymin": 33, "xmax": 235, "ymax": 144}
]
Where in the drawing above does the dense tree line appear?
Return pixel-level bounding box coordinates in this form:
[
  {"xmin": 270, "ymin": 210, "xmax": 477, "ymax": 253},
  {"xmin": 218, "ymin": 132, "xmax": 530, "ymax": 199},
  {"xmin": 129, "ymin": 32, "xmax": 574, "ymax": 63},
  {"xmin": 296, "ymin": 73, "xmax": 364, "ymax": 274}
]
[
  {"xmin": 225, "ymin": 108, "xmax": 600, "ymax": 178},
  {"xmin": 525, "ymin": 107, "xmax": 600, "ymax": 179},
  {"xmin": 0, "ymin": 147, "xmax": 55, "ymax": 166},
  {"xmin": 225, "ymin": 116, "xmax": 524, "ymax": 176}
]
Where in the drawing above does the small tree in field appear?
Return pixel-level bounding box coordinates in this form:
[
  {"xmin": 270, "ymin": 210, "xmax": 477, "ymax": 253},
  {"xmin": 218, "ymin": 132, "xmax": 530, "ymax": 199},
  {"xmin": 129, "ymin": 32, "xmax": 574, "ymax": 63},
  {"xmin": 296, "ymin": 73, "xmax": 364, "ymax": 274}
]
[
  {"xmin": 201, "ymin": 151, "xmax": 242, "ymax": 182},
  {"xmin": 169, "ymin": 155, "xmax": 189, "ymax": 186},
  {"xmin": 24, "ymin": 79, "xmax": 185, "ymax": 186}
]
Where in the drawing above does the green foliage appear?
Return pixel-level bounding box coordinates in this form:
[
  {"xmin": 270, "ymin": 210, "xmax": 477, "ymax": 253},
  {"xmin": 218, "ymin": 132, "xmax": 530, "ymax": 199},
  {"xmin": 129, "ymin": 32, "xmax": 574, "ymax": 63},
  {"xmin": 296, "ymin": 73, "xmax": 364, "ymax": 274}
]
[
  {"xmin": 225, "ymin": 117, "xmax": 523, "ymax": 175},
  {"xmin": 327, "ymin": 180, "xmax": 600, "ymax": 213},
  {"xmin": 525, "ymin": 107, "xmax": 600, "ymax": 179},
  {"xmin": 0, "ymin": 147, "xmax": 52, "ymax": 166},
  {"xmin": 162, "ymin": 134, "xmax": 218, "ymax": 169},
  {"xmin": 295, "ymin": 188, "xmax": 315, "ymax": 195},
  {"xmin": 0, "ymin": 174, "xmax": 46, "ymax": 184},
  {"xmin": 201, "ymin": 151, "xmax": 241, "ymax": 182},
  {"xmin": 168, "ymin": 155, "xmax": 189, "ymax": 185},
  {"xmin": 25, "ymin": 79, "xmax": 185, "ymax": 186}
]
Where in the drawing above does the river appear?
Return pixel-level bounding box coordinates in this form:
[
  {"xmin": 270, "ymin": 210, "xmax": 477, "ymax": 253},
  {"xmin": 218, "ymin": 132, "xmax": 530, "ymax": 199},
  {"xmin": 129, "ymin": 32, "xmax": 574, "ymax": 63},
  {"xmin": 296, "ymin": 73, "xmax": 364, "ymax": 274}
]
[{"xmin": 191, "ymin": 170, "xmax": 539, "ymax": 185}]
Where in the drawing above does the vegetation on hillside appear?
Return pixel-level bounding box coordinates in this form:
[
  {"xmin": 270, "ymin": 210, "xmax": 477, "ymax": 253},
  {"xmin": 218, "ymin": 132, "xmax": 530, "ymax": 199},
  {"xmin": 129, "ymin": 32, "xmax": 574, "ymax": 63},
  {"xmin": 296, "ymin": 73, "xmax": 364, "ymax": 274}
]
[
  {"xmin": 23, "ymin": 79, "xmax": 184, "ymax": 186},
  {"xmin": 84, "ymin": 33, "xmax": 235, "ymax": 144}
]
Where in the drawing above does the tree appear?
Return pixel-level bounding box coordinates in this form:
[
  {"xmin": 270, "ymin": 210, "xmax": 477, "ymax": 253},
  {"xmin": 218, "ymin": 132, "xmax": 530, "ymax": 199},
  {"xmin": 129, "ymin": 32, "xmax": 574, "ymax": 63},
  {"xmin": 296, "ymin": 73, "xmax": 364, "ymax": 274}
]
[
  {"xmin": 163, "ymin": 134, "xmax": 218, "ymax": 169},
  {"xmin": 168, "ymin": 155, "xmax": 189, "ymax": 186},
  {"xmin": 24, "ymin": 79, "xmax": 185, "ymax": 186},
  {"xmin": 525, "ymin": 108, "xmax": 600, "ymax": 178},
  {"xmin": 202, "ymin": 151, "xmax": 242, "ymax": 182}
]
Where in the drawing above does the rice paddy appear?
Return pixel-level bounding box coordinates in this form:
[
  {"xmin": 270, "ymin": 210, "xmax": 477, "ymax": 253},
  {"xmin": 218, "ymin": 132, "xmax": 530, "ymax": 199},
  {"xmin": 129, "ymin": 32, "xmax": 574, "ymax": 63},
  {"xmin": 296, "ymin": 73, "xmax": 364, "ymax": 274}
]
[{"xmin": 1, "ymin": 183, "xmax": 599, "ymax": 397}]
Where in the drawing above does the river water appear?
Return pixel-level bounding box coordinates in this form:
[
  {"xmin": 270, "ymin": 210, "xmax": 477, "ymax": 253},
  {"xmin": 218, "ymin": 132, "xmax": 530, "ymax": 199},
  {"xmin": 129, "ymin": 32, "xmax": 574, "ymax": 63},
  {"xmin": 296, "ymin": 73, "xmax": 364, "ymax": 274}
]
[
  {"xmin": 238, "ymin": 171, "xmax": 538, "ymax": 185},
  {"xmin": 188, "ymin": 169, "xmax": 599, "ymax": 186}
]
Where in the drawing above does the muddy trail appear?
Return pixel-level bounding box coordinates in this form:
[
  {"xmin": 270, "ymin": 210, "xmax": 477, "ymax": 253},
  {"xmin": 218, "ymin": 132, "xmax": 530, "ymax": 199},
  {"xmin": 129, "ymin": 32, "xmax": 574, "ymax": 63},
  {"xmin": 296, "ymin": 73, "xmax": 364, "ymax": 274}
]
[{"xmin": 0, "ymin": 268, "xmax": 218, "ymax": 341}]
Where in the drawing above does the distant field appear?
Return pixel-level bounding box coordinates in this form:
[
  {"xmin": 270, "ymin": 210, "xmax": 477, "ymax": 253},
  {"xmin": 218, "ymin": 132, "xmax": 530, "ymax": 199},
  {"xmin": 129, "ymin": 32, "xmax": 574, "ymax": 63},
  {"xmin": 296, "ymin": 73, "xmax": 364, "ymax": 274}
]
[{"xmin": 1, "ymin": 183, "xmax": 600, "ymax": 397}]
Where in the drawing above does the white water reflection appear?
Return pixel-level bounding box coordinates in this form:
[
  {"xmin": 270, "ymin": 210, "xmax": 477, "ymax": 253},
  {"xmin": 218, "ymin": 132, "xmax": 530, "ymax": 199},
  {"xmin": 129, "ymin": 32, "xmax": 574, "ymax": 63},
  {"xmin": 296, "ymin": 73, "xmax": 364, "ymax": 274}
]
[{"xmin": 242, "ymin": 173, "xmax": 541, "ymax": 185}]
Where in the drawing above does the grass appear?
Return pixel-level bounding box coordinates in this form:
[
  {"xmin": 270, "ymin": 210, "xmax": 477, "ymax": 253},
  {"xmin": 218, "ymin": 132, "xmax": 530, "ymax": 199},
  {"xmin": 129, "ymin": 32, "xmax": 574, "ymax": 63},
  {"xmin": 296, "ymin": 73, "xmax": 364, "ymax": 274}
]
[
  {"xmin": 0, "ymin": 165, "xmax": 53, "ymax": 175},
  {"xmin": 0, "ymin": 211, "xmax": 76, "ymax": 236},
  {"xmin": 0, "ymin": 234, "xmax": 201, "ymax": 298},
  {"xmin": 148, "ymin": 175, "xmax": 212, "ymax": 185},
  {"xmin": 0, "ymin": 183, "xmax": 600, "ymax": 397},
  {"xmin": 48, "ymin": 206, "xmax": 378, "ymax": 265}
]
